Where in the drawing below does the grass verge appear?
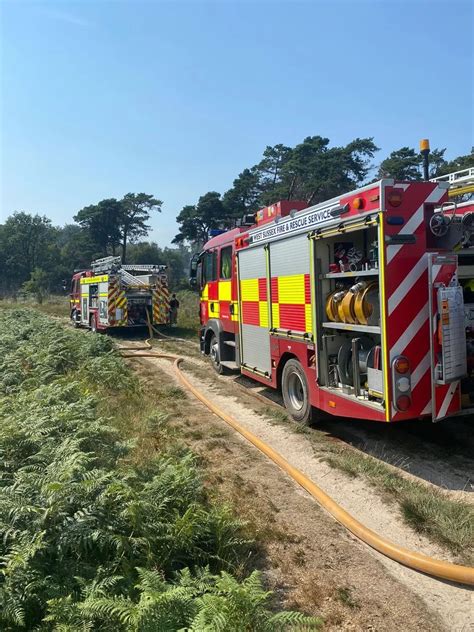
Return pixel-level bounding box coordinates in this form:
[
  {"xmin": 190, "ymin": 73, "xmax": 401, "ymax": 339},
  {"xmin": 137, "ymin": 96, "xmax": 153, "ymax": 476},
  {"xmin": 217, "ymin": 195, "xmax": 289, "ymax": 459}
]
[{"xmin": 322, "ymin": 446, "xmax": 474, "ymax": 564}]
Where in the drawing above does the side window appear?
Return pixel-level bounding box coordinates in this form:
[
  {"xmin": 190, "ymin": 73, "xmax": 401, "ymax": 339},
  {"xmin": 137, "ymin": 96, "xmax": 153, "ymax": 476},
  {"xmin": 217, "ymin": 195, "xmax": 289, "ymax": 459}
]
[
  {"xmin": 89, "ymin": 284, "xmax": 99, "ymax": 307},
  {"xmin": 203, "ymin": 250, "xmax": 217, "ymax": 284},
  {"xmin": 220, "ymin": 246, "xmax": 232, "ymax": 280}
]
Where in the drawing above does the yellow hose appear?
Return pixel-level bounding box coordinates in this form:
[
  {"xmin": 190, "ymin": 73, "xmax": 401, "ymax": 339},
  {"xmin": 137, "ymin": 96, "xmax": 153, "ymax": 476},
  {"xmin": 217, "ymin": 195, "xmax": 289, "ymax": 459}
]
[{"xmin": 117, "ymin": 330, "xmax": 474, "ymax": 587}]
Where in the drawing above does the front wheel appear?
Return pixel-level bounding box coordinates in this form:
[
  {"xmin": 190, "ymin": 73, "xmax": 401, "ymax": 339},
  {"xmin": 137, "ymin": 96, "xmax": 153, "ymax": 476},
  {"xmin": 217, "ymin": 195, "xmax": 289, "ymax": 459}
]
[
  {"xmin": 281, "ymin": 359, "xmax": 313, "ymax": 425},
  {"xmin": 209, "ymin": 333, "xmax": 227, "ymax": 375}
]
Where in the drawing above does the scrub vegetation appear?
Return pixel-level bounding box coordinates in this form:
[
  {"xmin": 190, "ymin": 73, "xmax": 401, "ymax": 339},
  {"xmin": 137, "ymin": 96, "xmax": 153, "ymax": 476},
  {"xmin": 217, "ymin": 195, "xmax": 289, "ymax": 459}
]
[{"xmin": 0, "ymin": 308, "xmax": 321, "ymax": 631}]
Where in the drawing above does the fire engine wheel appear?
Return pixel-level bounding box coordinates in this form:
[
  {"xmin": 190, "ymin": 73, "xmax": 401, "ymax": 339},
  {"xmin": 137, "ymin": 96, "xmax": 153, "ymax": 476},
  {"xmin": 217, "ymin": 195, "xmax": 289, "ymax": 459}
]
[
  {"xmin": 71, "ymin": 310, "xmax": 80, "ymax": 328},
  {"xmin": 90, "ymin": 315, "xmax": 98, "ymax": 334},
  {"xmin": 282, "ymin": 359, "xmax": 312, "ymax": 425},
  {"xmin": 209, "ymin": 333, "xmax": 227, "ymax": 375}
]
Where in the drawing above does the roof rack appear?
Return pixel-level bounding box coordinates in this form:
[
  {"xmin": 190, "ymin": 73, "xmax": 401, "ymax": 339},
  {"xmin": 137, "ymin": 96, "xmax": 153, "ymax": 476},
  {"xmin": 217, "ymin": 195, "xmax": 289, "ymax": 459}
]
[{"xmin": 431, "ymin": 167, "xmax": 474, "ymax": 197}]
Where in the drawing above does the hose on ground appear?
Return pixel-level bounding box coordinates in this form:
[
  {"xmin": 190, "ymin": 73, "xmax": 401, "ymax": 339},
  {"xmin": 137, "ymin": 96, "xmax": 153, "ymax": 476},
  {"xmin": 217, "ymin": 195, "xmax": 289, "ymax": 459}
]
[{"xmin": 116, "ymin": 325, "xmax": 474, "ymax": 587}]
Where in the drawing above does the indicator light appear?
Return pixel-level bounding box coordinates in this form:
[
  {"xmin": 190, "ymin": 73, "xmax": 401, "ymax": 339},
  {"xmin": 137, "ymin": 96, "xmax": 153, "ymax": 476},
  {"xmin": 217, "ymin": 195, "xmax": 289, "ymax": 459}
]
[
  {"xmin": 394, "ymin": 356, "xmax": 410, "ymax": 375},
  {"xmin": 352, "ymin": 197, "xmax": 365, "ymax": 210}
]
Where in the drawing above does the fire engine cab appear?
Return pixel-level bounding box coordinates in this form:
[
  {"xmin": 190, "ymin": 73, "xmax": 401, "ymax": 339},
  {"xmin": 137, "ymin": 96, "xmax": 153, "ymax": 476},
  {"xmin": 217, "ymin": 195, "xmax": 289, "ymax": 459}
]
[
  {"xmin": 70, "ymin": 256, "xmax": 170, "ymax": 332},
  {"xmin": 192, "ymin": 179, "xmax": 473, "ymax": 424}
]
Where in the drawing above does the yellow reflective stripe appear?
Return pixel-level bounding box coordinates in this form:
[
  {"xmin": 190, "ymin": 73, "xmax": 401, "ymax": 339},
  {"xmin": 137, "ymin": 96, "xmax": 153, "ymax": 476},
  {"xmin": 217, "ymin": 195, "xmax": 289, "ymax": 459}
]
[
  {"xmin": 99, "ymin": 293, "xmax": 108, "ymax": 297},
  {"xmin": 240, "ymin": 278, "xmax": 259, "ymax": 302},
  {"xmin": 218, "ymin": 280, "xmax": 232, "ymax": 301},
  {"xmin": 272, "ymin": 303, "xmax": 280, "ymax": 328},
  {"xmin": 202, "ymin": 284, "xmax": 209, "ymax": 300},
  {"xmin": 278, "ymin": 274, "xmax": 305, "ymax": 304},
  {"xmin": 80, "ymin": 275, "xmax": 109, "ymax": 284},
  {"xmin": 378, "ymin": 213, "xmax": 390, "ymax": 421},
  {"xmin": 259, "ymin": 301, "xmax": 268, "ymax": 328},
  {"xmin": 305, "ymin": 303, "xmax": 312, "ymax": 332}
]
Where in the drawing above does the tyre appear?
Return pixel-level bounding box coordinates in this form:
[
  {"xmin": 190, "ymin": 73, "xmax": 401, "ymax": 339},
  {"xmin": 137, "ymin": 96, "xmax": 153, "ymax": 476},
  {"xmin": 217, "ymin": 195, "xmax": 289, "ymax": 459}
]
[
  {"xmin": 90, "ymin": 315, "xmax": 98, "ymax": 334},
  {"xmin": 209, "ymin": 333, "xmax": 227, "ymax": 375},
  {"xmin": 281, "ymin": 358, "xmax": 313, "ymax": 424},
  {"xmin": 71, "ymin": 309, "xmax": 80, "ymax": 328}
]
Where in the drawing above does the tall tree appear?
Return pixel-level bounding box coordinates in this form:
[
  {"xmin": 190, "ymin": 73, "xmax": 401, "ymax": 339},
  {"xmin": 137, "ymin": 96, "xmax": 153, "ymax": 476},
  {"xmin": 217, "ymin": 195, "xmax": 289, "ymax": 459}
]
[
  {"xmin": 256, "ymin": 144, "xmax": 292, "ymax": 205},
  {"xmin": 74, "ymin": 198, "xmax": 122, "ymax": 256},
  {"xmin": 377, "ymin": 147, "xmax": 422, "ymax": 180},
  {"xmin": 173, "ymin": 191, "xmax": 225, "ymax": 248},
  {"xmin": 376, "ymin": 146, "xmax": 452, "ymax": 180},
  {"xmin": 222, "ymin": 168, "xmax": 262, "ymax": 219},
  {"xmin": 0, "ymin": 213, "xmax": 59, "ymax": 293},
  {"xmin": 120, "ymin": 193, "xmax": 162, "ymax": 263},
  {"xmin": 127, "ymin": 241, "xmax": 190, "ymax": 288},
  {"xmin": 432, "ymin": 147, "xmax": 474, "ymax": 177},
  {"xmin": 280, "ymin": 136, "xmax": 378, "ymax": 204}
]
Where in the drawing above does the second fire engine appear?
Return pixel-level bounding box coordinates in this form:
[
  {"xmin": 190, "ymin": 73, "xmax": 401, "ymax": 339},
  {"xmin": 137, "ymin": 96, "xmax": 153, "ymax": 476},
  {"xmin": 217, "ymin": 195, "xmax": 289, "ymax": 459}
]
[{"xmin": 70, "ymin": 256, "xmax": 170, "ymax": 332}]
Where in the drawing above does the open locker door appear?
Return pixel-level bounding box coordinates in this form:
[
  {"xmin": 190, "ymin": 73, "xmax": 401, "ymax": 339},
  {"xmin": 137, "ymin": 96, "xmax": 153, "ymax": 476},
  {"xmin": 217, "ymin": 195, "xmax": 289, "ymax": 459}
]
[
  {"xmin": 237, "ymin": 245, "xmax": 272, "ymax": 378},
  {"xmin": 428, "ymin": 253, "xmax": 466, "ymax": 421}
]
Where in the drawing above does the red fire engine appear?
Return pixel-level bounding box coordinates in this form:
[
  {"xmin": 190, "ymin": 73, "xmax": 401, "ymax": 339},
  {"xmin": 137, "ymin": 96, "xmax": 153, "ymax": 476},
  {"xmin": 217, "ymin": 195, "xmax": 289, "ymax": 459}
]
[
  {"xmin": 191, "ymin": 179, "xmax": 472, "ymax": 424},
  {"xmin": 70, "ymin": 256, "xmax": 169, "ymax": 332}
]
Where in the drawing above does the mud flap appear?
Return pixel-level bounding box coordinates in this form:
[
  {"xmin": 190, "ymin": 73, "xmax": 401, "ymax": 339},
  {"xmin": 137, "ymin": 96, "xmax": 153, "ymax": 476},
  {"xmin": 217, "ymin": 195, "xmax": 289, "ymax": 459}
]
[{"xmin": 428, "ymin": 254, "xmax": 466, "ymax": 421}]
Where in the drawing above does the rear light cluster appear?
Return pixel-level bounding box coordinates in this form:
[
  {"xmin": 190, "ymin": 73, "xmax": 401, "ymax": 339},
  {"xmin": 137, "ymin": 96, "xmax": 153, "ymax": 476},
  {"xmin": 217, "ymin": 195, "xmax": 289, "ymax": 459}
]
[
  {"xmin": 392, "ymin": 355, "xmax": 412, "ymax": 412},
  {"xmin": 387, "ymin": 191, "xmax": 403, "ymax": 207}
]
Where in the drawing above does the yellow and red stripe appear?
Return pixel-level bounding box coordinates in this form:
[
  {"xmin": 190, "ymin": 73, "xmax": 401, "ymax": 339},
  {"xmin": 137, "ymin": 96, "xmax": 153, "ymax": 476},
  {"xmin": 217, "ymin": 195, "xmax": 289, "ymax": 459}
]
[{"xmin": 240, "ymin": 273, "xmax": 312, "ymax": 333}]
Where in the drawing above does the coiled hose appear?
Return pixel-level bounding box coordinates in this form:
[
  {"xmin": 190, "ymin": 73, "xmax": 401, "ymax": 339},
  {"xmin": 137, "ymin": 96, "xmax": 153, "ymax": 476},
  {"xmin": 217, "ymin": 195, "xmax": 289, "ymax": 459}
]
[{"xmin": 117, "ymin": 324, "xmax": 474, "ymax": 587}]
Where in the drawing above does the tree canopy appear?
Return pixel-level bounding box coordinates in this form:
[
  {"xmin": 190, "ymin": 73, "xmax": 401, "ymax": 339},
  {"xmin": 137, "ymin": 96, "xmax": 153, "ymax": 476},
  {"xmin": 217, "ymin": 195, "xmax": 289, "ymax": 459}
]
[
  {"xmin": 1, "ymin": 139, "xmax": 472, "ymax": 298},
  {"xmin": 173, "ymin": 192, "xmax": 227, "ymax": 248},
  {"xmin": 173, "ymin": 135, "xmax": 378, "ymax": 246},
  {"xmin": 173, "ymin": 137, "xmax": 473, "ymax": 247},
  {"xmin": 0, "ymin": 191, "xmax": 188, "ymax": 298}
]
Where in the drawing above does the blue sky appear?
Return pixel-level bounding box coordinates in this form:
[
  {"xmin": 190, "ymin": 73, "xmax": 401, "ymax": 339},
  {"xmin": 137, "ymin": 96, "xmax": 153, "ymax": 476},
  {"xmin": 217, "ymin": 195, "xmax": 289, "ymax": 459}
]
[{"xmin": 1, "ymin": 0, "xmax": 473, "ymax": 246}]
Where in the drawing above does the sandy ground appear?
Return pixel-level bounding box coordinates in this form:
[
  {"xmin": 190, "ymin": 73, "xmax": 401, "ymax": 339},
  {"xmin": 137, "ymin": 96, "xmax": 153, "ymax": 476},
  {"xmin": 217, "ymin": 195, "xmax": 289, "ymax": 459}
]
[{"xmin": 126, "ymin": 347, "xmax": 474, "ymax": 632}]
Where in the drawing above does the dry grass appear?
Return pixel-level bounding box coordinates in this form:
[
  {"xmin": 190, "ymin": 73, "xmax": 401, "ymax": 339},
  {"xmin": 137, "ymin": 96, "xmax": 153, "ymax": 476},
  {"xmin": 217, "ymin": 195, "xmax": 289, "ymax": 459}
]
[
  {"xmin": 323, "ymin": 446, "xmax": 474, "ymax": 563},
  {"xmin": 0, "ymin": 295, "xmax": 70, "ymax": 318}
]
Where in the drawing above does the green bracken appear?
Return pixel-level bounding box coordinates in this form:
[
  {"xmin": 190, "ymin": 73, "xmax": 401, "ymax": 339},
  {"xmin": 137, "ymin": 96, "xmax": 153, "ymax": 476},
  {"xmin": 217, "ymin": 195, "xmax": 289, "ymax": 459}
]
[{"xmin": 0, "ymin": 309, "xmax": 321, "ymax": 631}]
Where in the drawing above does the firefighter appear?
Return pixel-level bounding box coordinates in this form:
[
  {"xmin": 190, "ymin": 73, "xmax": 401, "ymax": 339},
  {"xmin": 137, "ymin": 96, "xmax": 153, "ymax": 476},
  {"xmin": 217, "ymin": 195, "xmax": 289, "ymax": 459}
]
[{"xmin": 169, "ymin": 293, "xmax": 180, "ymax": 326}]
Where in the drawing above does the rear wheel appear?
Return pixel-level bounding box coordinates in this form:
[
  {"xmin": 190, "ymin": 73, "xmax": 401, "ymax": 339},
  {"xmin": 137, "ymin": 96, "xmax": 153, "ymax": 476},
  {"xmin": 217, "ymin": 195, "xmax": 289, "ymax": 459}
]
[
  {"xmin": 282, "ymin": 359, "xmax": 313, "ymax": 424},
  {"xmin": 209, "ymin": 333, "xmax": 227, "ymax": 375},
  {"xmin": 90, "ymin": 314, "xmax": 98, "ymax": 334},
  {"xmin": 71, "ymin": 309, "xmax": 80, "ymax": 328}
]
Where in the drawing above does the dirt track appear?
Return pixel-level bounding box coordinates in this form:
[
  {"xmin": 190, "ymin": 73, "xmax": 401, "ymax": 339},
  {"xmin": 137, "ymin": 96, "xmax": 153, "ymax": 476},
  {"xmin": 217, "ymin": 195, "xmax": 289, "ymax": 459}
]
[{"xmin": 126, "ymin": 342, "xmax": 474, "ymax": 632}]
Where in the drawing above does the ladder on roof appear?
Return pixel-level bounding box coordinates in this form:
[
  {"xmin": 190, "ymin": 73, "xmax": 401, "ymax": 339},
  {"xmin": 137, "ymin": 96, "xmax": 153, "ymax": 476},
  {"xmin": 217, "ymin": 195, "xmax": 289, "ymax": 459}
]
[
  {"xmin": 91, "ymin": 256, "xmax": 122, "ymax": 274},
  {"xmin": 119, "ymin": 269, "xmax": 147, "ymax": 287},
  {"xmin": 431, "ymin": 167, "xmax": 474, "ymax": 198},
  {"xmin": 121, "ymin": 264, "xmax": 167, "ymax": 273},
  {"xmin": 90, "ymin": 258, "xmax": 167, "ymax": 287}
]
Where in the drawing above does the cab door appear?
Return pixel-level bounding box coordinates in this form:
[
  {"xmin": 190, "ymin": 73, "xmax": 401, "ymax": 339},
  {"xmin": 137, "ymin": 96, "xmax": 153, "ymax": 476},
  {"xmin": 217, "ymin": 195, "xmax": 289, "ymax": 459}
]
[{"xmin": 81, "ymin": 291, "xmax": 89, "ymax": 324}]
